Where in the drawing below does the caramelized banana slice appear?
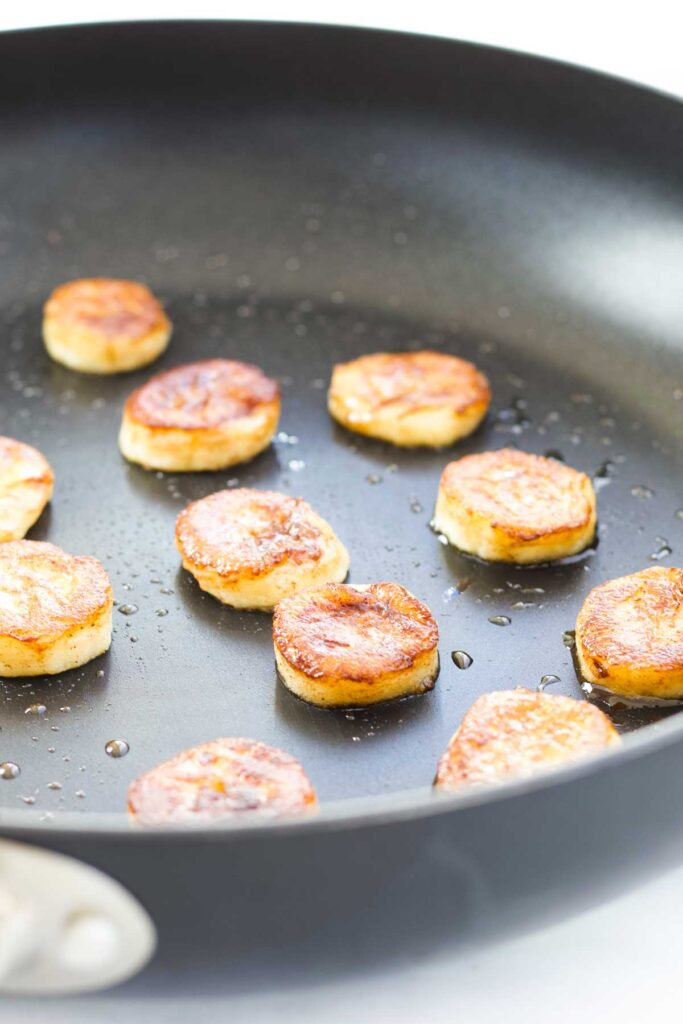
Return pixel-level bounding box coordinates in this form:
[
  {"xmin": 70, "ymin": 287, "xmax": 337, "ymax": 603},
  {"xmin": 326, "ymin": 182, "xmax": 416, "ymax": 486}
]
[
  {"xmin": 128, "ymin": 738, "xmax": 318, "ymax": 826},
  {"xmin": 434, "ymin": 688, "xmax": 619, "ymax": 791},
  {"xmin": 273, "ymin": 582, "xmax": 439, "ymax": 708},
  {"xmin": 176, "ymin": 488, "xmax": 349, "ymax": 610},
  {"xmin": 328, "ymin": 350, "xmax": 490, "ymax": 447},
  {"xmin": 43, "ymin": 278, "xmax": 171, "ymax": 374},
  {"xmin": 0, "ymin": 436, "xmax": 54, "ymax": 542},
  {"xmin": 576, "ymin": 566, "xmax": 683, "ymax": 699},
  {"xmin": 0, "ymin": 540, "xmax": 113, "ymax": 676},
  {"xmin": 433, "ymin": 448, "xmax": 596, "ymax": 564},
  {"xmin": 119, "ymin": 359, "xmax": 280, "ymax": 471}
]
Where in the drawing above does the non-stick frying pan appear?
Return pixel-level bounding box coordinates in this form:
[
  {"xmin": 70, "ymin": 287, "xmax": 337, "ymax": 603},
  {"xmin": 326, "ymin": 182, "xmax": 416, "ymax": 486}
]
[{"xmin": 1, "ymin": 19, "xmax": 683, "ymax": 996}]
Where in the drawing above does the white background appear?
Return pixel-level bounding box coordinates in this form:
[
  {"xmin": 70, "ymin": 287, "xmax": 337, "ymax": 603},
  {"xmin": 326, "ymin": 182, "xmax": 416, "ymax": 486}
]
[{"xmin": 5, "ymin": 3, "xmax": 683, "ymax": 1020}]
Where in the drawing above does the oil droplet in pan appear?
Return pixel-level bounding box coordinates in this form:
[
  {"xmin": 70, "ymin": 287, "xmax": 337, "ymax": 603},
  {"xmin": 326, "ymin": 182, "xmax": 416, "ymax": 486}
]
[
  {"xmin": 494, "ymin": 397, "xmax": 530, "ymax": 435},
  {"xmin": 24, "ymin": 704, "xmax": 46, "ymax": 716},
  {"xmin": 118, "ymin": 604, "xmax": 139, "ymax": 616},
  {"xmin": 0, "ymin": 762, "xmax": 20, "ymax": 779},
  {"xmin": 650, "ymin": 538, "xmax": 672, "ymax": 561},
  {"xmin": 105, "ymin": 739, "xmax": 130, "ymax": 759},
  {"xmin": 451, "ymin": 651, "xmax": 473, "ymax": 670},
  {"xmin": 538, "ymin": 674, "xmax": 560, "ymax": 691}
]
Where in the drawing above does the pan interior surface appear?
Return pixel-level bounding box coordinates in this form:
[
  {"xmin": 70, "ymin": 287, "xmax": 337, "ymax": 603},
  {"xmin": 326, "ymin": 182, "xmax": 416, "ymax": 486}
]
[{"xmin": 0, "ymin": 22, "xmax": 682, "ymax": 825}]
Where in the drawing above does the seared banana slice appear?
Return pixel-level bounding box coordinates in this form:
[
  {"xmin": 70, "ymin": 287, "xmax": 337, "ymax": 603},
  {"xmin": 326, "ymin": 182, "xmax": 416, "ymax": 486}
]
[
  {"xmin": 0, "ymin": 540, "xmax": 113, "ymax": 676},
  {"xmin": 433, "ymin": 448, "xmax": 596, "ymax": 564},
  {"xmin": 0, "ymin": 436, "xmax": 54, "ymax": 541},
  {"xmin": 176, "ymin": 488, "xmax": 349, "ymax": 610},
  {"xmin": 43, "ymin": 278, "xmax": 171, "ymax": 374},
  {"xmin": 119, "ymin": 358, "xmax": 280, "ymax": 471},
  {"xmin": 434, "ymin": 688, "xmax": 619, "ymax": 791},
  {"xmin": 328, "ymin": 350, "xmax": 490, "ymax": 447},
  {"xmin": 576, "ymin": 566, "xmax": 683, "ymax": 699},
  {"xmin": 128, "ymin": 737, "xmax": 318, "ymax": 826},
  {"xmin": 273, "ymin": 582, "xmax": 439, "ymax": 708}
]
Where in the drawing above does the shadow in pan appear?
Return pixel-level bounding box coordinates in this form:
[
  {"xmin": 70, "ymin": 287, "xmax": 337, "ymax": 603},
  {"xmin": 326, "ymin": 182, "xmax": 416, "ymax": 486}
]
[
  {"xmin": 438, "ymin": 537, "xmax": 598, "ymax": 605},
  {"xmin": 122, "ymin": 446, "xmax": 283, "ymax": 513},
  {"xmin": 24, "ymin": 503, "xmax": 53, "ymax": 542},
  {"xmin": 0, "ymin": 649, "xmax": 112, "ymax": 724},
  {"xmin": 274, "ymin": 663, "xmax": 437, "ymax": 748},
  {"xmin": 173, "ymin": 566, "xmax": 273, "ymax": 655}
]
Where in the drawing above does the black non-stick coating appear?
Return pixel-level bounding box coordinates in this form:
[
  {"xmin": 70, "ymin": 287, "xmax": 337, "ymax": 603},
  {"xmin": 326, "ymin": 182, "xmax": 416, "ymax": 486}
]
[{"xmin": 0, "ymin": 21, "xmax": 682, "ymax": 823}]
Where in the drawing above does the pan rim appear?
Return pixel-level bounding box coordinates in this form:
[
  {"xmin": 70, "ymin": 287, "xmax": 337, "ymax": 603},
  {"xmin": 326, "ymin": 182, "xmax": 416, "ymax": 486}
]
[
  {"xmin": 1, "ymin": 18, "xmax": 682, "ymax": 840},
  {"xmin": 1, "ymin": 16, "xmax": 682, "ymax": 109},
  {"xmin": 1, "ymin": 706, "xmax": 682, "ymax": 838}
]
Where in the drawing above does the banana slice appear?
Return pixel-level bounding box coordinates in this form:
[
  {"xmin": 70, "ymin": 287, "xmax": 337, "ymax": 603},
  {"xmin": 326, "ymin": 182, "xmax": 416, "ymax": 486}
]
[
  {"xmin": 176, "ymin": 488, "xmax": 349, "ymax": 610},
  {"xmin": 0, "ymin": 436, "xmax": 54, "ymax": 542},
  {"xmin": 434, "ymin": 688, "xmax": 619, "ymax": 791},
  {"xmin": 43, "ymin": 278, "xmax": 171, "ymax": 374},
  {"xmin": 273, "ymin": 581, "xmax": 439, "ymax": 708},
  {"xmin": 128, "ymin": 737, "xmax": 318, "ymax": 826},
  {"xmin": 576, "ymin": 566, "xmax": 683, "ymax": 699},
  {"xmin": 119, "ymin": 359, "xmax": 280, "ymax": 471},
  {"xmin": 328, "ymin": 350, "xmax": 490, "ymax": 447},
  {"xmin": 433, "ymin": 448, "xmax": 596, "ymax": 564},
  {"xmin": 0, "ymin": 540, "xmax": 113, "ymax": 676}
]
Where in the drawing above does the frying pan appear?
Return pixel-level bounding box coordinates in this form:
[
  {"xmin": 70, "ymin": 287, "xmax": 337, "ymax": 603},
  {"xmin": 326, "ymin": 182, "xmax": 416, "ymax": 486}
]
[{"xmin": 1, "ymin": 18, "xmax": 683, "ymax": 997}]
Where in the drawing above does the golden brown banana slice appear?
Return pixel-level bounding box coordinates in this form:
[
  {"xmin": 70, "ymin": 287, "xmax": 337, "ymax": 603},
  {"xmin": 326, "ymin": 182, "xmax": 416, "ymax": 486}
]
[
  {"xmin": 576, "ymin": 566, "xmax": 683, "ymax": 699},
  {"xmin": 176, "ymin": 488, "xmax": 349, "ymax": 610},
  {"xmin": 43, "ymin": 278, "xmax": 171, "ymax": 374},
  {"xmin": 434, "ymin": 688, "xmax": 619, "ymax": 791},
  {"xmin": 127, "ymin": 738, "xmax": 318, "ymax": 826},
  {"xmin": 119, "ymin": 358, "xmax": 280, "ymax": 471},
  {"xmin": 273, "ymin": 581, "xmax": 439, "ymax": 707},
  {"xmin": 0, "ymin": 540, "xmax": 113, "ymax": 676},
  {"xmin": 328, "ymin": 350, "xmax": 490, "ymax": 447},
  {"xmin": 0, "ymin": 436, "xmax": 54, "ymax": 541},
  {"xmin": 433, "ymin": 448, "xmax": 596, "ymax": 564}
]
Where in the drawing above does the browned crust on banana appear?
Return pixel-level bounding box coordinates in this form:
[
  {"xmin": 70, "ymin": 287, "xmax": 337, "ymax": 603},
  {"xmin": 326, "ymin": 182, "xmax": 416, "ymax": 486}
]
[
  {"xmin": 330, "ymin": 349, "xmax": 490, "ymax": 415},
  {"xmin": 0, "ymin": 436, "xmax": 54, "ymax": 540},
  {"xmin": 175, "ymin": 489, "xmax": 326, "ymax": 580},
  {"xmin": 0, "ymin": 540, "xmax": 112, "ymax": 643},
  {"xmin": 127, "ymin": 738, "xmax": 318, "ymax": 825},
  {"xmin": 435, "ymin": 688, "xmax": 619, "ymax": 791},
  {"xmin": 125, "ymin": 359, "xmax": 279, "ymax": 431},
  {"xmin": 44, "ymin": 278, "xmax": 169, "ymax": 342},
  {"xmin": 273, "ymin": 582, "xmax": 439, "ymax": 683},
  {"xmin": 576, "ymin": 566, "xmax": 683, "ymax": 682},
  {"xmin": 0, "ymin": 436, "xmax": 53, "ymax": 489},
  {"xmin": 439, "ymin": 449, "xmax": 595, "ymax": 541}
]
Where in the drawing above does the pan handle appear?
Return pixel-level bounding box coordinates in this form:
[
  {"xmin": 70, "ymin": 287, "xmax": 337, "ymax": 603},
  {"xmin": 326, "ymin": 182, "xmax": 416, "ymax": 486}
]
[{"xmin": 0, "ymin": 838, "xmax": 156, "ymax": 995}]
